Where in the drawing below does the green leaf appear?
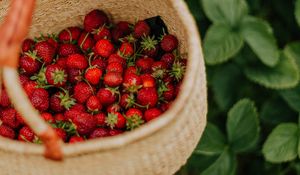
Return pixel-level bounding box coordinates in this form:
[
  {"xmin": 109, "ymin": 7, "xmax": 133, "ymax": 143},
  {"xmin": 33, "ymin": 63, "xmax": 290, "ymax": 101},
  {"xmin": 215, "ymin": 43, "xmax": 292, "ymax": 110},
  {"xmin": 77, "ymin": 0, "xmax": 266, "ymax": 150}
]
[
  {"xmin": 227, "ymin": 99, "xmax": 259, "ymax": 153},
  {"xmin": 194, "ymin": 123, "xmax": 227, "ymax": 155},
  {"xmin": 245, "ymin": 53, "xmax": 299, "ymax": 89},
  {"xmin": 204, "ymin": 24, "xmax": 244, "ymax": 65},
  {"xmin": 262, "ymin": 123, "xmax": 298, "ymax": 163},
  {"xmin": 241, "ymin": 16, "xmax": 279, "ymax": 67},
  {"xmin": 295, "ymin": 0, "xmax": 300, "ymax": 27},
  {"xmin": 284, "ymin": 42, "xmax": 300, "ymax": 70},
  {"xmin": 211, "ymin": 63, "xmax": 242, "ymax": 111},
  {"xmin": 201, "ymin": 0, "xmax": 248, "ymax": 26},
  {"xmin": 280, "ymin": 84, "xmax": 300, "ymax": 113},
  {"xmin": 201, "ymin": 149, "xmax": 236, "ymax": 175}
]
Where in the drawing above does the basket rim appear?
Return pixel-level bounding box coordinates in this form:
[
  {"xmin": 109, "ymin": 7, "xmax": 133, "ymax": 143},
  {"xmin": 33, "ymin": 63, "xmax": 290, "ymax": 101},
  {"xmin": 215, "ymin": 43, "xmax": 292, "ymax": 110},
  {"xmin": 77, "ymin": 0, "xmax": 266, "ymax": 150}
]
[{"xmin": 0, "ymin": 0, "xmax": 204, "ymax": 157}]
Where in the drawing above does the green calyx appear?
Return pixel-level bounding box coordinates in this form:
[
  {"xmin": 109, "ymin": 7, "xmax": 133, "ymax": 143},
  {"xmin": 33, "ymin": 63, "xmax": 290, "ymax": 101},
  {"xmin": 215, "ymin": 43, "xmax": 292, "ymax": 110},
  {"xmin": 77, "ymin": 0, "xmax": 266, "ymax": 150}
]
[
  {"xmin": 169, "ymin": 62, "xmax": 186, "ymax": 82},
  {"xmin": 58, "ymin": 89, "xmax": 76, "ymax": 110},
  {"xmin": 141, "ymin": 35, "xmax": 158, "ymax": 51},
  {"xmin": 51, "ymin": 68, "xmax": 67, "ymax": 85},
  {"xmin": 55, "ymin": 120, "xmax": 78, "ymax": 136},
  {"xmin": 25, "ymin": 50, "xmax": 42, "ymax": 62},
  {"xmin": 31, "ymin": 67, "xmax": 47, "ymax": 86},
  {"xmin": 125, "ymin": 93, "xmax": 148, "ymax": 109},
  {"xmin": 105, "ymin": 113, "xmax": 118, "ymax": 129},
  {"xmin": 157, "ymin": 80, "xmax": 169, "ymax": 102},
  {"xmin": 125, "ymin": 114, "xmax": 144, "ymax": 130},
  {"xmin": 152, "ymin": 67, "xmax": 166, "ymax": 79}
]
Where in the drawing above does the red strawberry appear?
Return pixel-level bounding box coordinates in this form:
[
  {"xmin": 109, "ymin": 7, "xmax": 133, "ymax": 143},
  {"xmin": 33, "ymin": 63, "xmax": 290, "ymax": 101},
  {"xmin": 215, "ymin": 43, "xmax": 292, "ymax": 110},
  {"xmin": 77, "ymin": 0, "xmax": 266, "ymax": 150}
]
[
  {"xmin": 109, "ymin": 129, "xmax": 124, "ymax": 136},
  {"xmin": 119, "ymin": 42, "xmax": 134, "ymax": 57},
  {"xmin": 161, "ymin": 53, "xmax": 175, "ymax": 68},
  {"xmin": 18, "ymin": 126, "xmax": 35, "ymax": 142},
  {"xmin": 41, "ymin": 112, "xmax": 54, "ymax": 123},
  {"xmin": 125, "ymin": 108, "xmax": 144, "ymax": 130},
  {"xmin": 64, "ymin": 109, "xmax": 82, "ymax": 121},
  {"xmin": 70, "ymin": 103, "xmax": 86, "ymax": 112},
  {"xmin": 0, "ymin": 89, "xmax": 11, "ymax": 107},
  {"xmin": 69, "ymin": 136, "xmax": 84, "ymax": 143},
  {"xmin": 56, "ymin": 57, "xmax": 67, "ymax": 68},
  {"xmin": 112, "ymin": 21, "xmax": 132, "ymax": 42},
  {"xmin": 19, "ymin": 53, "xmax": 41, "ymax": 76},
  {"xmin": 137, "ymin": 87, "xmax": 158, "ymax": 108},
  {"xmin": 1, "ymin": 108, "xmax": 22, "ymax": 129},
  {"xmin": 106, "ymin": 62, "xmax": 124, "ymax": 73},
  {"xmin": 97, "ymin": 88, "xmax": 117, "ymax": 106},
  {"xmin": 91, "ymin": 58, "xmax": 108, "ymax": 71},
  {"xmin": 0, "ymin": 125, "xmax": 15, "ymax": 139},
  {"xmin": 136, "ymin": 57, "xmax": 154, "ymax": 73},
  {"xmin": 72, "ymin": 112, "xmax": 96, "ymax": 135},
  {"xmin": 106, "ymin": 103, "xmax": 121, "ymax": 113},
  {"xmin": 123, "ymin": 73, "xmax": 142, "ymax": 93},
  {"xmin": 94, "ymin": 112, "xmax": 106, "ymax": 126},
  {"xmin": 73, "ymin": 82, "xmax": 93, "ymax": 104},
  {"xmin": 95, "ymin": 39, "xmax": 114, "ymax": 58},
  {"xmin": 35, "ymin": 41, "xmax": 56, "ymax": 64},
  {"xmin": 144, "ymin": 108, "xmax": 162, "ymax": 122},
  {"xmin": 46, "ymin": 37, "xmax": 59, "ymax": 51},
  {"xmin": 85, "ymin": 67, "xmax": 103, "ymax": 85},
  {"xmin": 50, "ymin": 91, "xmax": 75, "ymax": 112},
  {"xmin": 89, "ymin": 128, "xmax": 109, "ymax": 139},
  {"xmin": 19, "ymin": 74, "xmax": 30, "ymax": 86},
  {"xmin": 104, "ymin": 72, "xmax": 123, "ymax": 87},
  {"xmin": 66, "ymin": 54, "xmax": 88, "ymax": 70},
  {"xmin": 22, "ymin": 39, "xmax": 35, "ymax": 53},
  {"xmin": 23, "ymin": 81, "xmax": 38, "ymax": 96},
  {"xmin": 163, "ymin": 83, "xmax": 175, "ymax": 101},
  {"xmin": 45, "ymin": 64, "xmax": 67, "ymax": 87},
  {"xmin": 54, "ymin": 113, "xmax": 66, "ymax": 122},
  {"xmin": 54, "ymin": 128, "xmax": 67, "ymax": 142},
  {"xmin": 160, "ymin": 102, "xmax": 172, "ymax": 112},
  {"xmin": 140, "ymin": 74, "xmax": 156, "ymax": 88},
  {"xmin": 78, "ymin": 32, "xmax": 95, "ymax": 52},
  {"xmin": 84, "ymin": 10, "xmax": 109, "ymax": 32},
  {"xmin": 160, "ymin": 34, "xmax": 178, "ymax": 52},
  {"xmin": 105, "ymin": 112, "xmax": 126, "ymax": 129},
  {"xmin": 58, "ymin": 43, "xmax": 80, "ymax": 57},
  {"xmin": 175, "ymin": 82, "xmax": 182, "ymax": 97},
  {"xmin": 86, "ymin": 95, "xmax": 102, "ymax": 112},
  {"xmin": 67, "ymin": 68, "xmax": 83, "ymax": 84},
  {"xmin": 134, "ymin": 20, "xmax": 150, "ymax": 38},
  {"xmin": 120, "ymin": 93, "xmax": 135, "ymax": 109},
  {"xmin": 29, "ymin": 88, "xmax": 49, "ymax": 111},
  {"xmin": 108, "ymin": 54, "xmax": 126, "ymax": 67},
  {"xmin": 93, "ymin": 26, "xmax": 111, "ymax": 41},
  {"xmin": 141, "ymin": 36, "xmax": 159, "ymax": 57},
  {"xmin": 124, "ymin": 66, "xmax": 138, "ymax": 77},
  {"xmin": 58, "ymin": 27, "xmax": 82, "ymax": 43}
]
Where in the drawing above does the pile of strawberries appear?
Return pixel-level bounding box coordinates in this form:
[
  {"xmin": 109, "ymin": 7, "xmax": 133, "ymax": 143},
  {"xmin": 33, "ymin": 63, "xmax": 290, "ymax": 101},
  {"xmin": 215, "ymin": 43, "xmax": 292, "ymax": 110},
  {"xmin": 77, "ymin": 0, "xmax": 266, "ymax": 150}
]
[{"xmin": 0, "ymin": 9, "xmax": 186, "ymax": 143}]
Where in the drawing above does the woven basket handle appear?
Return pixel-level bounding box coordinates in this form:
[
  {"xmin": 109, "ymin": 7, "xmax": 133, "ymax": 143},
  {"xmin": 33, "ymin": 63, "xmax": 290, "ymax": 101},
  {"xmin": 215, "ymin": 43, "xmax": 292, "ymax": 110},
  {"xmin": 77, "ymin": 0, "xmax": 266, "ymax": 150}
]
[{"xmin": 0, "ymin": 0, "xmax": 63, "ymax": 160}]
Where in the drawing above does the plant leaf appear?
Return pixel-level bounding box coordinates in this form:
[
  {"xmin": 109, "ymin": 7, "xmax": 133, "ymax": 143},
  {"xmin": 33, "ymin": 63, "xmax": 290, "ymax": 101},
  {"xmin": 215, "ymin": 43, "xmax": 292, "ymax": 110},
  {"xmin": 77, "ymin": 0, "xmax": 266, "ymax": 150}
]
[
  {"xmin": 201, "ymin": 149, "xmax": 237, "ymax": 175},
  {"xmin": 279, "ymin": 84, "xmax": 300, "ymax": 113},
  {"xmin": 204, "ymin": 24, "xmax": 244, "ymax": 65},
  {"xmin": 227, "ymin": 99, "xmax": 260, "ymax": 153},
  {"xmin": 201, "ymin": 0, "xmax": 248, "ymax": 26},
  {"xmin": 245, "ymin": 53, "xmax": 299, "ymax": 89},
  {"xmin": 262, "ymin": 123, "xmax": 298, "ymax": 163},
  {"xmin": 284, "ymin": 42, "xmax": 300, "ymax": 70},
  {"xmin": 295, "ymin": 0, "xmax": 300, "ymax": 27},
  {"xmin": 241, "ymin": 16, "xmax": 279, "ymax": 67},
  {"xmin": 194, "ymin": 123, "xmax": 227, "ymax": 156}
]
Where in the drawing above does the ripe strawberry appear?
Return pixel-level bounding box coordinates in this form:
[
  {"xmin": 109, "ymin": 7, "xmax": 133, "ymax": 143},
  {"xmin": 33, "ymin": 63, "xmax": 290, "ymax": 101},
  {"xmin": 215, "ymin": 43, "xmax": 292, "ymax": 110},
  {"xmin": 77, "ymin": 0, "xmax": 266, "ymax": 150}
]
[
  {"xmin": 141, "ymin": 36, "xmax": 159, "ymax": 57},
  {"xmin": 19, "ymin": 74, "xmax": 30, "ymax": 86},
  {"xmin": 73, "ymin": 82, "xmax": 93, "ymax": 104},
  {"xmin": 175, "ymin": 82, "xmax": 182, "ymax": 97},
  {"xmin": 163, "ymin": 83, "xmax": 175, "ymax": 101},
  {"xmin": 136, "ymin": 57, "xmax": 154, "ymax": 73},
  {"xmin": 0, "ymin": 89, "xmax": 11, "ymax": 107},
  {"xmin": 160, "ymin": 102, "xmax": 172, "ymax": 112},
  {"xmin": 86, "ymin": 95, "xmax": 102, "ymax": 112},
  {"xmin": 137, "ymin": 87, "xmax": 158, "ymax": 108},
  {"xmin": 109, "ymin": 129, "xmax": 124, "ymax": 136},
  {"xmin": 54, "ymin": 128, "xmax": 67, "ymax": 142},
  {"xmin": 105, "ymin": 112, "xmax": 126, "ymax": 129},
  {"xmin": 161, "ymin": 53, "xmax": 175, "ymax": 68},
  {"xmin": 106, "ymin": 103, "xmax": 121, "ymax": 113},
  {"xmin": 93, "ymin": 26, "xmax": 111, "ymax": 41},
  {"xmin": 95, "ymin": 39, "xmax": 114, "ymax": 58},
  {"xmin": 22, "ymin": 39, "xmax": 35, "ymax": 53},
  {"xmin": 46, "ymin": 37, "xmax": 59, "ymax": 51},
  {"xmin": 106, "ymin": 62, "xmax": 124, "ymax": 73},
  {"xmin": 84, "ymin": 10, "xmax": 109, "ymax": 32},
  {"xmin": 29, "ymin": 88, "xmax": 49, "ymax": 111},
  {"xmin": 0, "ymin": 125, "xmax": 15, "ymax": 139},
  {"xmin": 69, "ymin": 136, "xmax": 84, "ymax": 143},
  {"xmin": 125, "ymin": 108, "xmax": 144, "ymax": 130},
  {"xmin": 78, "ymin": 31, "xmax": 95, "ymax": 52},
  {"xmin": 108, "ymin": 54, "xmax": 126, "ymax": 67},
  {"xmin": 50, "ymin": 91, "xmax": 75, "ymax": 112},
  {"xmin": 67, "ymin": 68, "xmax": 83, "ymax": 84},
  {"xmin": 160, "ymin": 34, "xmax": 178, "ymax": 52},
  {"xmin": 94, "ymin": 112, "xmax": 106, "ymax": 126},
  {"xmin": 119, "ymin": 42, "xmax": 134, "ymax": 57},
  {"xmin": 58, "ymin": 27, "xmax": 82, "ymax": 43},
  {"xmin": 35, "ymin": 41, "xmax": 56, "ymax": 65},
  {"xmin": 112, "ymin": 21, "xmax": 132, "ymax": 42},
  {"xmin": 19, "ymin": 52, "xmax": 41, "ymax": 76},
  {"xmin": 41, "ymin": 112, "xmax": 54, "ymax": 123},
  {"xmin": 97, "ymin": 88, "xmax": 117, "ymax": 106},
  {"xmin": 56, "ymin": 57, "xmax": 67, "ymax": 68},
  {"xmin": 152, "ymin": 61, "xmax": 167, "ymax": 79},
  {"xmin": 120, "ymin": 93, "xmax": 136, "ymax": 109},
  {"xmin": 72, "ymin": 112, "xmax": 96, "ymax": 135},
  {"xmin": 54, "ymin": 113, "xmax": 66, "ymax": 122},
  {"xmin": 23, "ymin": 81, "xmax": 38, "ymax": 96},
  {"xmin": 91, "ymin": 58, "xmax": 108, "ymax": 71},
  {"xmin": 1, "ymin": 108, "xmax": 22, "ymax": 129},
  {"xmin": 123, "ymin": 73, "xmax": 142, "ymax": 93},
  {"xmin": 66, "ymin": 54, "xmax": 88, "ymax": 70},
  {"xmin": 144, "ymin": 108, "xmax": 162, "ymax": 122},
  {"xmin": 85, "ymin": 67, "xmax": 103, "ymax": 85},
  {"xmin": 89, "ymin": 128, "xmax": 109, "ymax": 139},
  {"xmin": 124, "ymin": 66, "xmax": 138, "ymax": 77},
  {"xmin": 140, "ymin": 74, "xmax": 156, "ymax": 88},
  {"xmin": 45, "ymin": 64, "xmax": 67, "ymax": 87},
  {"xmin": 58, "ymin": 43, "xmax": 80, "ymax": 57},
  {"xmin": 64, "ymin": 109, "xmax": 82, "ymax": 121},
  {"xmin": 104, "ymin": 72, "xmax": 123, "ymax": 87},
  {"xmin": 18, "ymin": 126, "xmax": 35, "ymax": 142},
  {"xmin": 70, "ymin": 103, "xmax": 86, "ymax": 112},
  {"xmin": 134, "ymin": 20, "xmax": 150, "ymax": 38}
]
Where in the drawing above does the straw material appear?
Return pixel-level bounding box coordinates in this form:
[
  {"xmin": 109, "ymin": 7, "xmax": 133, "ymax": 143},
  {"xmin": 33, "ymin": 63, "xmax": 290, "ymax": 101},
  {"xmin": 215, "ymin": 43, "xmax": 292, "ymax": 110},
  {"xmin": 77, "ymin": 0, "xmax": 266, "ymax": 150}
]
[{"xmin": 0, "ymin": 0, "xmax": 207, "ymax": 174}]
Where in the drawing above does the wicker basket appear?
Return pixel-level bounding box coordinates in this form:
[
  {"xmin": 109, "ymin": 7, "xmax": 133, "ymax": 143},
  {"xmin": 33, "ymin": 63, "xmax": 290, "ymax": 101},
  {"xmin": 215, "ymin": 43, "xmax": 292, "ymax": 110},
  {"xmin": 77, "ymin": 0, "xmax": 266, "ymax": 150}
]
[{"xmin": 0, "ymin": 0, "xmax": 207, "ymax": 174}]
